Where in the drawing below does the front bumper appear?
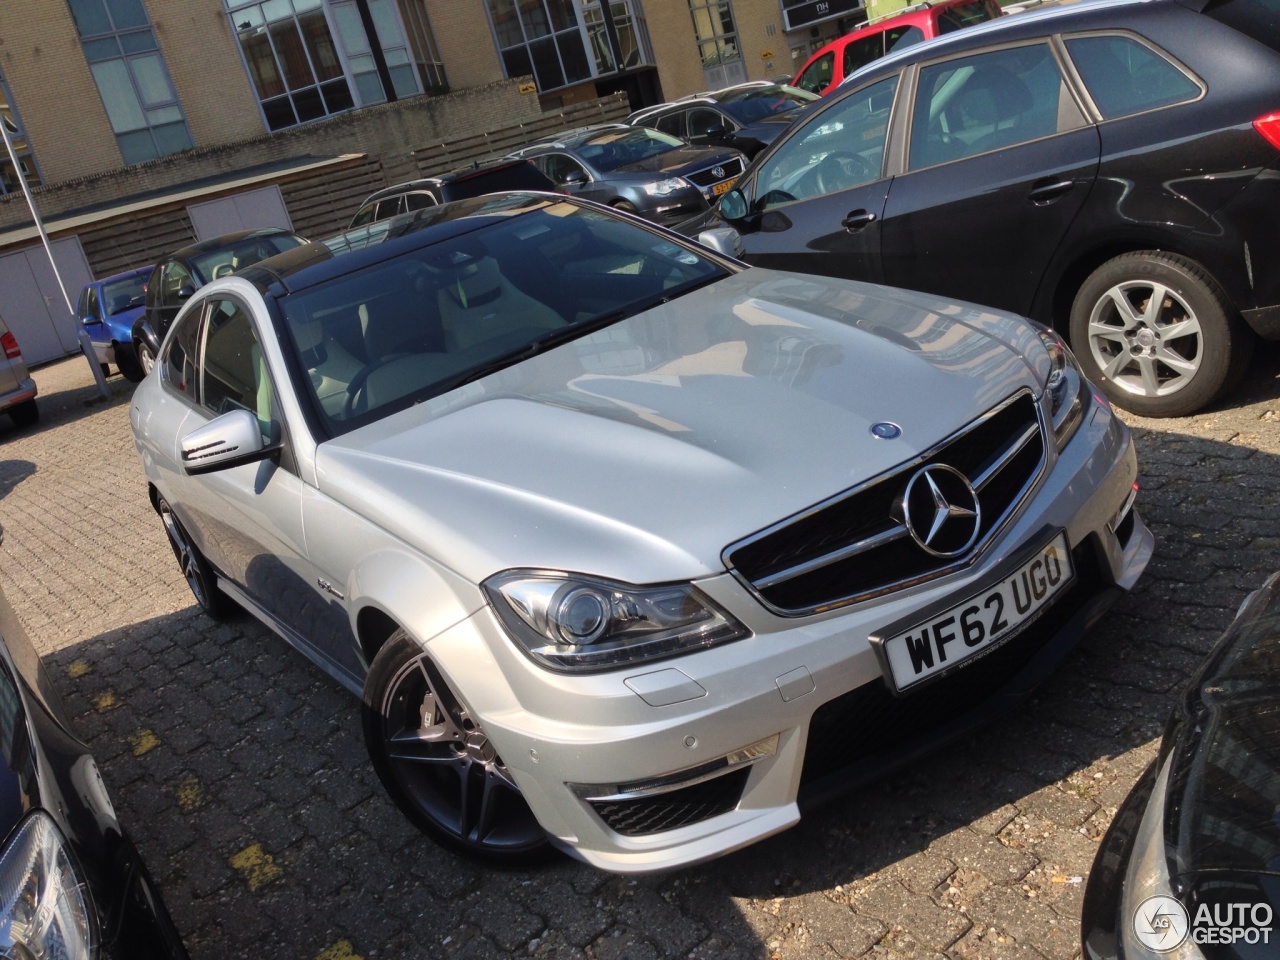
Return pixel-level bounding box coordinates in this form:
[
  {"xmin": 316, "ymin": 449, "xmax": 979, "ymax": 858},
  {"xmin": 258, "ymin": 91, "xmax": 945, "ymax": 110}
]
[{"xmin": 424, "ymin": 393, "xmax": 1152, "ymax": 873}]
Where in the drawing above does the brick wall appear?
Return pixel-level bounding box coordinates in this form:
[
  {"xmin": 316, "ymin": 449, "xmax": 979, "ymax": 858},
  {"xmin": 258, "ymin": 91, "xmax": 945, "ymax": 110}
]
[{"xmin": 425, "ymin": 0, "xmax": 507, "ymax": 92}]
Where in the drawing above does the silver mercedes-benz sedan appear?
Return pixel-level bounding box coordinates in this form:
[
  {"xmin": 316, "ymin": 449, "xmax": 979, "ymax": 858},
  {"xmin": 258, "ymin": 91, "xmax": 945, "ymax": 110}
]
[{"xmin": 130, "ymin": 193, "xmax": 1152, "ymax": 873}]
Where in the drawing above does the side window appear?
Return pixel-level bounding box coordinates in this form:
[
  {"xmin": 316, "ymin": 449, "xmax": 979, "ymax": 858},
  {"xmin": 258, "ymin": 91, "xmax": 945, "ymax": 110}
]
[
  {"xmin": 908, "ymin": 43, "xmax": 1084, "ymax": 170},
  {"xmin": 350, "ymin": 204, "xmax": 377, "ymax": 227},
  {"xmin": 1065, "ymin": 35, "xmax": 1201, "ymax": 120},
  {"xmin": 885, "ymin": 25, "xmax": 925, "ymax": 53},
  {"xmin": 754, "ymin": 75, "xmax": 898, "ymax": 210},
  {"xmin": 85, "ymin": 287, "xmax": 101, "ymax": 322},
  {"xmin": 162, "ymin": 302, "xmax": 202, "ymax": 399},
  {"xmin": 545, "ymin": 154, "xmax": 587, "ymax": 185},
  {"xmin": 795, "ymin": 51, "xmax": 835, "ymax": 94},
  {"xmin": 376, "ymin": 196, "xmax": 405, "ymax": 221},
  {"xmin": 654, "ymin": 112, "xmax": 685, "ymax": 137},
  {"xmin": 688, "ymin": 107, "xmax": 726, "ymax": 137},
  {"xmin": 160, "ymin": 261, "xmax": 194, "ymax": 308},
  {"xmin": 405, "ymin": 191, "xmax": 437, "ymax": 211},
  {"xmin": 200, "ymin": 299, "xmax": 277, "ymax": 440},
  {"xmin": 843, "ymin": 33, "xmax": 886, "ymax": 76}
]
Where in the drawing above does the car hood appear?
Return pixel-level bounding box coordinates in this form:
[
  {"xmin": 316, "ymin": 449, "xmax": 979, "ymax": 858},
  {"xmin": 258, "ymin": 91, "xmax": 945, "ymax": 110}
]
[
  {"xmin": 314, "ymin": 269, "xmax": 1049, "ymax": 585},
  {"xmin": 613, "ymin": 145, "xmax": 743, "ymax": 177}
]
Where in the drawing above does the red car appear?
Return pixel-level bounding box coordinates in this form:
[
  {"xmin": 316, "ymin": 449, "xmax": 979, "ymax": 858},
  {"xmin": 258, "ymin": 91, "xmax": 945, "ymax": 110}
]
[{"xmin": 792, "ymin": 0, "xmax": 1004, "ymax": 96}]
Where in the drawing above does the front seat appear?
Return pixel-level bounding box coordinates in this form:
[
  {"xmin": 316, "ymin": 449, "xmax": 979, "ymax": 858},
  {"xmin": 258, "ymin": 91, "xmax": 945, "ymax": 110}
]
[{"xmin": 436, "ymin": 257, "xmax": 564, "ymax": 353}]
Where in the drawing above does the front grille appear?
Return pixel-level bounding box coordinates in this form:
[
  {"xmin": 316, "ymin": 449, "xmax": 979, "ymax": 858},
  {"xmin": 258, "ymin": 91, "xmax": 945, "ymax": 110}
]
[
  {"xmin": 587, "ymin": 767, "xmax": 750, "ymax": 837},
  {"xmin": 800, "ymin": 544, "xmax": 1101, "ymax": 789},
  {"xmin": 686, "ymin": 156, "xmax": 745, "ymax": 188},
  {"xmin": 727, "ymin": 391, "xmax": 1045, "ymax": 615}
]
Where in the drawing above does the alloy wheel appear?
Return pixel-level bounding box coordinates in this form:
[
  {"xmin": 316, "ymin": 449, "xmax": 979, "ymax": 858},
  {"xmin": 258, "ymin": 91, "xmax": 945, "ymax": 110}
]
[
  {"xmin": 159, "ymin": 500, "xmax": 209, "ymax": 608},
  {"xmin": 1085, "ymin": 279, "xmax": 1202, "ymax": 398}
]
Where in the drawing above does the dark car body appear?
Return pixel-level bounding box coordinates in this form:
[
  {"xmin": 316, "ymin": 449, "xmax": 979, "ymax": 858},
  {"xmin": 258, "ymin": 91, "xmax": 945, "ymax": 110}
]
[
  {"xmin": 132, "ymin": 228, "xmax": 305, "ymax": 378},
  {"xmin": 1081, "ymin": 571, "xmax": 1280, "ymax": 960},
  {"xmin": 347, "ymin": 158, "xmax": 557, "ymax": 229},
  {"xmin": 0, "ymin": 548, "xmax": 188, "ymax": 958},
  {"xmin": 625, "ymin": 81, "xmax": 819, "ymax": 158},
  {"xmin": 702, "ymin": 0, "xmax": 1280, "ymax": 417},
  {"xmin": 79, "ymin": 265, "xmax": 151, "ymax": 380},
  {"xmin": 509, "ymin": 124, "xmax": 746, "ymax": 227}
]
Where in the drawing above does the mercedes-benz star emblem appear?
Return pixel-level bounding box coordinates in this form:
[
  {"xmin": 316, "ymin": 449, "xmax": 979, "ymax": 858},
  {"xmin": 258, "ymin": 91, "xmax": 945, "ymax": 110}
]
[
  {"xmin": 712, "ymin": 166, "xmax": 726, "ymax": 179},
  {"xmin": 902, "ymin": 464, "xmax": 982, "ymax": 558}
]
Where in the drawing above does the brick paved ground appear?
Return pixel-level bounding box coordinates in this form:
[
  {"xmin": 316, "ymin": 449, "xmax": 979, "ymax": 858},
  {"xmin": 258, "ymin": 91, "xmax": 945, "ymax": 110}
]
[{"xmin": 0, "ymin": 346, "xmax": 1276, "ymax": 960}]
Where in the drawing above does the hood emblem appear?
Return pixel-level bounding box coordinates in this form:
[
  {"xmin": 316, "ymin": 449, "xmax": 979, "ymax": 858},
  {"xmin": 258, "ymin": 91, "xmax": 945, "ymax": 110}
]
[
  {"xmin": 712, "ymin": 165, "xmax": 726, "ymax": 179},
  {"xmin": 870, "ymin": 422, "xmax": 901, "ymax": 440},
  {"xmin": 902, "ymin": 464, "xmax": 981, "ymax": 558}
]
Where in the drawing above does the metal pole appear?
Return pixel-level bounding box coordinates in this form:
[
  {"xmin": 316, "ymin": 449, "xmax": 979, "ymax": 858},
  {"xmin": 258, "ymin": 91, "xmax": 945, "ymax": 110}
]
[{"xmin": 0, "ymin": 115, "xmax": 109, "ymax": 399}]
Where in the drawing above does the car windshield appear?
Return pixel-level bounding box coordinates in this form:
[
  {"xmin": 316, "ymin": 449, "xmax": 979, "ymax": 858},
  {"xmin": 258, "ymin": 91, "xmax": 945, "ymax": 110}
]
[
  {"xmin": 718, "ymin": 85, "xmax": 817, "ymax": 123},
  {"xmin": 102, "ymin": 274, "xmax": 147, "ymax": 314},
  {"xmin": 191, "ymin": 233, "xmax": 304, "ymax": 283},
  {"xmin": 575, "ymin": 128, "xmax": 686, "ymax": 171},
  {"xmin": 278, "ymin": 201, "xmax": 728, "ymax": 434}
]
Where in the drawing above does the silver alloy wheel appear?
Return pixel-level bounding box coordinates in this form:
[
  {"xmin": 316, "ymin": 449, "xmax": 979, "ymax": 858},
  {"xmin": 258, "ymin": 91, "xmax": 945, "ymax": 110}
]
[
  {"xmin": 1085, "ymin": 279, "xmax": 1202, "ymax": 398},
  {"xmin": 139, "ymin": 342, "xmax": 155, "ymax": 374},
  {"xmin": 159, "ymin": 500, "xmax": 209, "ymax": 608},
  {"xmin": 379, "ymin": 652, "xmax": 543, "ymax": 852}
]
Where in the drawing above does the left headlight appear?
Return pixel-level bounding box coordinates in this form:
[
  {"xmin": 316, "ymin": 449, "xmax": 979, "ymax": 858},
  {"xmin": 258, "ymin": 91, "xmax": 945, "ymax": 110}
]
[
  {"xmin": 643, "ymin": 177, "xmax": 690, "ymax": 197},
  {"xmin": 484, "ymin": 571, "xmax": 750, "ymax": 672},
  {"xmin": 0, "ymin": 811, "xmax": 95, "ymax": 960},
  {"xmin": 1038, "ymin": 327, "xmax": 1087, "ymax": 449}
]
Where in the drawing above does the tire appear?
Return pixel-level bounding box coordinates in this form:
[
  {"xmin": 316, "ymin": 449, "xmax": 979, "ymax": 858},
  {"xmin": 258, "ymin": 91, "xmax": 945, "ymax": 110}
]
[
  {"xmin": 136, "ymin": 339, "xmax": 157, "ymax": 378},
  {"xmin": 7, "ymin": 399, "xmax": 38, "ymax": 430},
  {"xmin": 362, "ymin": 631, "xmax": 550, "ymax": 864},
  {"xmin": 1068, "ymin": 251, "xmax": 1254, "ymax": 418},
  {"xmin": 157, "ymin": 496, "xmax": 237, "ymax": 620},
  {"xmin": 116, "ymin": 343, "xmax": 144, "ymax": 383},
  {"xmin": 610, "ymin": 200, "xmax": 638, "ymax": 214},
  {"xmin": 100, "ymin": 362, "xmax": 112, "ymax": 380}
]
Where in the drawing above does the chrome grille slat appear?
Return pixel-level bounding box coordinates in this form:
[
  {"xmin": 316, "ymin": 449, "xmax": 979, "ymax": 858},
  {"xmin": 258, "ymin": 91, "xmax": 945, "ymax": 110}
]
[
  {"xmin": 725, "ymin": 391, "xmax": 1047, "ymax": 616},
  {"xmin": 686, "ymin": 156, "xmax": 744, "ymax": 187}
]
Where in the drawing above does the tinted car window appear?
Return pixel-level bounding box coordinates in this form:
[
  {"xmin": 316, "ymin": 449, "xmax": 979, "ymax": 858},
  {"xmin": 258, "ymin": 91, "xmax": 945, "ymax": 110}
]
[
  {"xmin": 754, "ymin": 75, "xmax": 898, "ymax": 210},
  {"xmin": 688, "ymin": 107, "xmax": 726, "ymax": 136},
  {"xmin": 189, "ymin": 234, "xmax": 305, "ymax": 282},
  {"xmin": 1203, "ymin": 0, "xmax": 1280, "ymax": 54},
  {"xmin": 844, "ymin": 34, "xmax": 885, "ymax": 76},
  {"xmin": 795, "ymin": 51, "xmax": 835, "ymax": 94},
  {"xmin": 201, "ymin": 298, "xmax": 276, "ymax": 437},
  {"xmin": 85, "ymin": 286, "xmax": 101, "ymax": 321},
  {"xmin": 163, "ymin": 304, "xmax": 202, "ymax": 398},
  {"xmin": 160, "ymin": 260, "xmax": 194, "ymax": 307},
  {"xmin": 103, "ymin": 274, "xmax": 146, "ymax": 315},
  {"xmin": 885, "ymin": 25, "xmax": 924, "ymax": 53},
  {"xmin": 909, "ymin": 43, "xmax": 1079, "ymax": 169},
  {"xmin": 350, "ymin": 204, "xmax": 377, "ymax": 227},
  {"xmin": 937, "ymin": 0, "xmax": 1000, "ymax": 33},
  {"xmin": 1065, "ymin": 35, "xmax": 1200, "ymax": 120},
  {"xmin": 654, "ymin": 112, "xmax": 685, "ymax": 137},
  {"xmin": 405, "ymin": 192, "xmax": 437, "ymax": 211}
]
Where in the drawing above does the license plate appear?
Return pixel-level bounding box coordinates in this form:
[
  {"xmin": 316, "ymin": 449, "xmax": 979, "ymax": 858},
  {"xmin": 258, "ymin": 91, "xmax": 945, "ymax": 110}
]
[
  {"xmin": 711, "ymin": 179, "xmax": 737, "ymax": 197},
  {"xmin": 879, "ymin": 533, "xmax": 1073, "ymax": 692}
]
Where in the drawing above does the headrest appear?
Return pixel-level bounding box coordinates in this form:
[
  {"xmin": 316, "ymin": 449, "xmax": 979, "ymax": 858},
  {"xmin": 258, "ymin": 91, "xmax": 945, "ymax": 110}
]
[
  {"xmin": 293, "ymin": 319, "xmax": 324, "ymax": 353},
  {"xmin": 446, "ymin": 258, "xmax": 503, "ymax": 307}
]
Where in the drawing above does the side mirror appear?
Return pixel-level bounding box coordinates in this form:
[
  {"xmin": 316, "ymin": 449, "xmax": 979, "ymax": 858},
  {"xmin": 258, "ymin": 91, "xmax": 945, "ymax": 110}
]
[
  {"xmin": 81, "ymin": 316, "xmax": 101, "ymax": 328},
  {"xmin": 177, "ymin": 285, "xmax": 196, "ymax": 301},
  {"xmin": 562, "ymin": 169, "xmax": 588, "ymax": 187},
  {"xmin": 181, "ymin": 409, "xmax": 278, "ymax": 476},
  {"xmin": 717, "ymin": 187, "xmax": 750, "ymax": 222},
  {"xmin": 697, "ymin": 124, "xmax": 729, "ymax": 139},
  {"xmin": 695, "ymin": 226, "xmax": 745, "ymax": 259}
]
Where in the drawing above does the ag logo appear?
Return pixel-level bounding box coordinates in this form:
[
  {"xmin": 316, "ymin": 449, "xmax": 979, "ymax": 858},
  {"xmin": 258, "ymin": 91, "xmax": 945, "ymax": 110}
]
[{"xmin": 1133, "ymin": 895, "xmax": 1190, "ymax": 951}]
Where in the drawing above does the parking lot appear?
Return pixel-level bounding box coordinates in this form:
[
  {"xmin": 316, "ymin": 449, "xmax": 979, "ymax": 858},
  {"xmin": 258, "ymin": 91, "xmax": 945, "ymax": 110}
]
[{"xmin": 0, "ymin": 346, "xmax": 1276, "ymax": 960}]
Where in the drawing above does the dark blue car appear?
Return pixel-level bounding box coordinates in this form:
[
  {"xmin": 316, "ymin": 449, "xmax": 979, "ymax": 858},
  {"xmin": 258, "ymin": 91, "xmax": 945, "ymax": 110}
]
[{"xmin": 78, "ymin": 265, "xmax": 151, "ymax": 381}]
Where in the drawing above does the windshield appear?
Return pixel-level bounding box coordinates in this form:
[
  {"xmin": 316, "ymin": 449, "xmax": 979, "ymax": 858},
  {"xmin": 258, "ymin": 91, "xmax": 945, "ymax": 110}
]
[
  {"xmin": 279, "ymin": 202, "xmax": 729, "ymax": 434},
  {"xmin": 718, "ymin": 85, "xmax": 817, "ymax": 123},
  {"xmin": 102, "ymin": 274, "xmax": 147, "ymax": 314},
  {"xmin": 575, "ymin": 128, "xmax": 686, "ymax": 171},
  {"xmin": 191, "ymin": 233, "xmax": 304, "ymax": 283}
]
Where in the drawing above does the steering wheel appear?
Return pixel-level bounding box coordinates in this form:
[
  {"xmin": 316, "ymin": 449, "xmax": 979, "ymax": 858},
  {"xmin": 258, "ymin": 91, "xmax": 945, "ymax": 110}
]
[
  {"xmin": 814, "ymin": 151, "xmax": 875, "ymax": 194},
  {"xmin": 342, "ymin": 356, "xmax": 402, "ymax": 419}
]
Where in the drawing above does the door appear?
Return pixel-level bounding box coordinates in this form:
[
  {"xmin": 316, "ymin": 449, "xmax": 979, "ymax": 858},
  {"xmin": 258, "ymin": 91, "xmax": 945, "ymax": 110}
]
[
  {"xmin": 187, "ymin": 185, "xmax": 293, "ymax": 240},
  {"xmin": 731, "ymin": 74, "xmax": 901, "ymax": 282},
  {"xmin": 878, "ymin": 42, "xmax": 1100, "ymax": 314},
  {"xmin": 0, "ymin": 239, "xmax": 94, "ymax": 363}
]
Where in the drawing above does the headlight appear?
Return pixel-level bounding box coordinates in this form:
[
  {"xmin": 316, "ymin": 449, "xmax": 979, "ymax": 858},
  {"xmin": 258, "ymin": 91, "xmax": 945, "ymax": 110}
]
[
  {"xmin": 1119, "ymin": 756, "xmax": 1205, "ymax": 960},
  {"xmin": 484, "ymin": 571, "xmax": 750, "ymax": 672},
  {"xmin": 0, "ymin": 812, "xmax": 95, "ymax": 960},
  {"xmin": 643, "ymin": 177, "xmax": 689, "ymax": 197},
  {"xmin": 1038, "ymin": 328, "xmax": 1087, "ymax": 449}
]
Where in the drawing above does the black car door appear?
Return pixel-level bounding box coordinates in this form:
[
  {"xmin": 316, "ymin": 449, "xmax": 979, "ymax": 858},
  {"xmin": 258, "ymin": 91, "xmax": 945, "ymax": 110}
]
[
  {"xmin": 877, "ymin": 41, "xmax": 1100, "ymax": 315},
  {"xmin": 725, "ymin": 74, "xmax": 902, "ymax": 282}
]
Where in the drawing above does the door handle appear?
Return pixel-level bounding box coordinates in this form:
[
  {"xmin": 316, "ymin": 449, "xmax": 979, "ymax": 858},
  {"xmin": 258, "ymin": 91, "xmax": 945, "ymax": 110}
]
[
  {"xmin": 842, "ymin": 209, "xmax": 877, "ymax": 231},
  {"xmin": 1028, "ymin": 179, "xmax": 1073, "ymax": 204}
]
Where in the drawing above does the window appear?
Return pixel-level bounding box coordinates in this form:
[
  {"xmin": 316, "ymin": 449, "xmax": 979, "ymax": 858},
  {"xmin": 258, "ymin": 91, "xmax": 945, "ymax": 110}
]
[
  {"xmin": 884, "ymin": 25, "xmax": 924, "ymax": 54},
  {"xmin": 688, "ymin": 1, "xmax": 746, "ymax": 88},
  {"xmin": 201, "ymin": 299, "xmax": 278, "ymax": 438},
  {"xmin": 795, "ymin": 51, "xmax": 835, "ymax": 94},
  {"xmin": 1065, "ymin": 35, "xmax": 1201, "ymax": 120},
  {"xmin": 163, "ymin": 307, "xmax": 203, "ymax": 399},
  {"xmin": 843, "ymin": 34, "xmax": 884, "ymax": 77},
  {"xmin": 935, "ymin": 0, "xmax": 1001, "ymax": 33},
  {"xmin": 754, "ymin": 75, "xmax": 898, "ymax": 210},
  {"xmin": 0, "ymin": 68, "xmax": 40, "ymax": 195},
  {"xmin": 67, "ymin": 0, "xmax": 194, "ymax": 164},
  {"xmin": 542, "ymin": 153, "xmax": 589, "ymax": 186},
  {"xmin": 689, "ymin": 107, "xmax": 729, "ymax": 137},
  {"xmin": 908, "ymin": 43, "xmax": 1084, "ymax": 170},
  {"xmin": 654, "ymin": 112, "xmax": 685, "ymax": 137},
  {"xmin": 81, "ymin": 287, "xmax": 102, "ymax": 322},
  {"xmin": 160, "ymin": 261, "xmax": 195, "ymax": 310},
  {"xmin": 405, "ymin": 192, "xmax": 437, "ymax": 211}
]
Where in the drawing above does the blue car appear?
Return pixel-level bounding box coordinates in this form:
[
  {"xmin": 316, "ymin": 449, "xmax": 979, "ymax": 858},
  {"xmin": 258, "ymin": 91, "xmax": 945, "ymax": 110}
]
[{"xmin": 78, "ymin": 265, "xmax": 151, "ymax": 381}]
